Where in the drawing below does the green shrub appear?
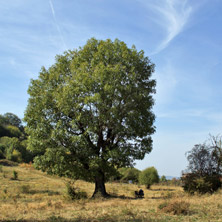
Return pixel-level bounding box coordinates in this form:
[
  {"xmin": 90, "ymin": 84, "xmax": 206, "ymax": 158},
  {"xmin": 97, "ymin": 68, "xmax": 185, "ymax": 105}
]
[
  {"xmin": 182, "ymin": 173, "xmax": 221, "ymax": 194},
  {"xmin": 159, "ymin": 200, "xmax": 190, "ymax": 215},
  {"xmin": 65, "ymin": 181, "xmax": 87, "ymax": 200},
  {"xmin": 12, "ymin": 170, "xmax": 18, "ymax": 180},
  {"xmin": 160, "ymin": 175, "xmax": 167, "ymax": 182},
  {"xmin": 11, "ymin": 150, "xmax": 23, "ymax": 163},
  {"xmin": 139, "ymin": 167, "xmax": 159, "ymax": 189},
  {"xmin": 0, "ymin": 165, "xmax": 3, "ymax": 173}
]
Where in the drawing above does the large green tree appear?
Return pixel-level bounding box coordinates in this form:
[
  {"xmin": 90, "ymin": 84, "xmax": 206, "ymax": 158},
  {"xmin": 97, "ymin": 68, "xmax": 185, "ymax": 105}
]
[{"xmin": 24, "ymin": 38, "xmax": 156, "ymax": 197}]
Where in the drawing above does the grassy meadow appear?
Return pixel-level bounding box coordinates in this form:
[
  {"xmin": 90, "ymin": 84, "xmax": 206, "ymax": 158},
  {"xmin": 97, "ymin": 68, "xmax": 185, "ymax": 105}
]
[{"xmin": 1, "ymin": 162, "xmax": 222, "ymax": 222}]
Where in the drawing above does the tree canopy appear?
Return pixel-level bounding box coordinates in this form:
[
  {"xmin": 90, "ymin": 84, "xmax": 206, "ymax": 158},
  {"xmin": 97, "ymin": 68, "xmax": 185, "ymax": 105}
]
[
  {"xmin": 182, "ymin": 135, "xmax": 222, "ymax": 194},
  {"xmin": 185, "ymin": 135, "xmax": 222, "ymax": 176},
  {"xmin": 0, "ymin": 112, "xmax": 31, "ymax": 162},
  {"xmin": 24, "ymin": 38, "xmax": 156, "ymax": 197}
]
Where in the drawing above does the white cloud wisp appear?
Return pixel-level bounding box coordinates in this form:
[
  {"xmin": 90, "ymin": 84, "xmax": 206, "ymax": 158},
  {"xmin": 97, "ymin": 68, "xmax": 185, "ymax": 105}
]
[
  {"xmin": 141, "ymin": 0, "xmax": 192, "ymax": 54},
  {"xmin": 49, "ymin": 0, "xmax": 67, "ymax": 50}
]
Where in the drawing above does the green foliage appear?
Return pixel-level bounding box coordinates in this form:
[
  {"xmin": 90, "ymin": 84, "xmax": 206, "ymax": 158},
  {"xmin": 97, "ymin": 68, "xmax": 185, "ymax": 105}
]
[
  {"xmin": 65, "ymin": 181, "xmax": 87, "ymax": 200},
  {"xmin": 5, "ymin": 125, "xmax": 22, "ymax": 138},
  {"xmin": 0, "ymin": 124, "xmax": 8, "ymax": 138},
  {"xmin": 0, "ymin": 137, "xmax": 20, "ymax": 161},
  {"xmin": 183, "ymin": 135, "xmax": 222, "ymax": 194},
  {"xmin": 12, "ymin": 170, "xmax": 18, "ymax": 180},
  {"xmin": 182, "ymin": 173, "xmax": 221, "ymax": 194},
  {"xmin": 0, "ymin": 113, "xmax": 23, "ymax": 137},
  {"xmin": 0, "ymin": 137, "xmax": 33, "ymax": 163},
  {"xmin": 11, "ymin": 149, "xmax": 23, "ymax": 163},
  {"xmin": 160, "ymin": 175, "xmax": 167, "ymax": 182},
  {"xmin": 2, "ymin": 113, "xmax": 22, "ymax": 129},
  {"xmin": 158, "ymin": 200, "xmax": 190, "ymax": 215},
  {"xmin": 24, "ymin": 38, "xmax": 156, "ymax": 196},
  {"xmin": 139, "ymin": 167, "xmax": 159, "ymax": 189},
  {"xmin": 0, "ymin": 144, "xmax": 5, "ymax": 159},
  {"xmin": 118, "ymin": 167, "xmax": 140, "ymax": 183},
  {"xmin": 0, "ymin": 112, "xmax": 31, "ymax": 163}
]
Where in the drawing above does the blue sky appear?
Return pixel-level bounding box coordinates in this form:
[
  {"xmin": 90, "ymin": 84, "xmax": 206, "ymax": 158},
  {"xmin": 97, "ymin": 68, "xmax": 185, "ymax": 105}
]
[{"xmin": 0, "ymin": 0, "xmax": 222, "ymax": 177}]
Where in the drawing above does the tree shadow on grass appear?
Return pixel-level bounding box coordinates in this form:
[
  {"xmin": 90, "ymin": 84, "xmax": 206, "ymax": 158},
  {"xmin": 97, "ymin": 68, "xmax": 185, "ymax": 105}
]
[
  {"xmin": 26, "ymin": 190, "xmax": 60, "ymax": 196},
  {"xmin": 90, "ymin": 193, "xmax": 140, "ymax": 200},
  {"xmin": 150, "ymin": 196, "xmax": 166, "ymax": 200},
  {"xmin": 151, "ymin": 188, "xmax": 175, "ymax": 191},
  {"xmin": 110, "ymin": 195, "xmax": 137, "ymax": 200}
]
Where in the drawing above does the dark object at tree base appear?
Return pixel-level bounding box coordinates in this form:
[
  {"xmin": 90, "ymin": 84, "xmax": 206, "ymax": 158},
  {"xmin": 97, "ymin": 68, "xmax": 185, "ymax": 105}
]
[{"xmin": 135, "ymin": 189, "xmax": 144, "ymax": 198}]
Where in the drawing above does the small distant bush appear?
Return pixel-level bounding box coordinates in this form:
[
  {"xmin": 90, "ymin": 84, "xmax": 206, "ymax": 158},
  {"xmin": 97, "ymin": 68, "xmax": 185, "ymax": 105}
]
[
  {"xmin": 12, "ymin": 170, "xmax": 18, "ymax": 180},
  {"xmin": 0, "ymin": 165, "xmax": 3, "ymax": 173},
  {"xmin": 65, "ymin": 181, "xmax": 87, "ymax": 200},
  {"xmin": 160, "ymin": 175, "xmax": 167, "ymax": 183},
  {"xmin": 159, "ymin": 200, "xmax": 190, "ymax": 215},
  {"xmin": 139, "ymin": 167, "xmax": 159, "ymax": 189}
]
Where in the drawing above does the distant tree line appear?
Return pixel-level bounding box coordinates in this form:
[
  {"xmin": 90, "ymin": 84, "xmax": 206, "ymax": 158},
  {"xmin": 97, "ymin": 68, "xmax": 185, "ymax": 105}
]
[
  {"xmin": 111, "ymin": 166, "xmax": 181, "ymax": 188},
  {"xmin": 0, "ymin": 112, "xmax": 34, "ymax": 163}
]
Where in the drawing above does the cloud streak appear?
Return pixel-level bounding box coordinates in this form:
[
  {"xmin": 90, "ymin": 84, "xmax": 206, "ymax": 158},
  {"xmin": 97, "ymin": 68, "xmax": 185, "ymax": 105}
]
[
  {"xmin": 141, "ymin": 0, "xmax": 192, "ymax": 54},
  {"xmin": 49, "ymin": 0, "xmax": 67, "ymax": 50}
]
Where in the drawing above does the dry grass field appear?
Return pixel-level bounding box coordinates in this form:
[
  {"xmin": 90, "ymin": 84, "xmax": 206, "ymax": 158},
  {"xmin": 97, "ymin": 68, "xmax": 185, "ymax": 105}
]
[{"xmin": 1, "ymin": 162, "xmax": 222, "ymax": 222}]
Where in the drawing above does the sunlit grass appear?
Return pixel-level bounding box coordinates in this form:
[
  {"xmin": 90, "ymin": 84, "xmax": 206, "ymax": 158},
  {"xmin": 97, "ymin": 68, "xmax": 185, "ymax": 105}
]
[{"xmin": 0, "ymin": 164, "xmax": 222, "ymax": 221}]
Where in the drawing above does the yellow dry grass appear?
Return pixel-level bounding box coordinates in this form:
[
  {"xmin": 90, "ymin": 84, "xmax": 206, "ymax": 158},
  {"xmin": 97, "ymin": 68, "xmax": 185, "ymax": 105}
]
[{"xmin": 0, "ymin": 164, "xmax": 222, "ymax": 221}]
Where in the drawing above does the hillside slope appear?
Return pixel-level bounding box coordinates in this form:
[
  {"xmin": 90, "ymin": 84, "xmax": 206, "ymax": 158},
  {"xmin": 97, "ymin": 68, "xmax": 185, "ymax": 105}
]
[{"xmin": 0, "ymin": 162, "xmax": 222, "ymax": 221}]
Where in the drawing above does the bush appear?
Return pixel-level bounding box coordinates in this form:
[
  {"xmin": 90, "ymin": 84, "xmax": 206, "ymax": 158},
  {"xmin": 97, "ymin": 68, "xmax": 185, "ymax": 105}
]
[
  {"xmin": 182, "ymin": 173, "xmax": 221, "ymax": 194},
  {"xmin": 160, "ymin": 175, "xmax": 167, "ymax": 182},
  {"xmin": 65, "ymin": 181, "xmax": 87, "ymax": 200},
  {"xmin": 139, "ymin": 167, "xmax": 159, "ymax": 189},
  {"xmin": 158, "ymin": 200, "xmax": 190, "ymax": 215},
  {"xmin": 12, "ymin": 170, "xmax": 18, "ymax": 180}
]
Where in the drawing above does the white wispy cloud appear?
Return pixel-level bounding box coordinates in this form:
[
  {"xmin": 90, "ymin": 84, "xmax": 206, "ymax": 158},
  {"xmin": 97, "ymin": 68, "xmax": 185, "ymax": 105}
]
[
  {"xmin": 140, "ymin": 0, "xmax": 192, "ymax": 54},
  {"xmin": 49, "ymin": 0, "xmax": 67, "ymax": 50}
]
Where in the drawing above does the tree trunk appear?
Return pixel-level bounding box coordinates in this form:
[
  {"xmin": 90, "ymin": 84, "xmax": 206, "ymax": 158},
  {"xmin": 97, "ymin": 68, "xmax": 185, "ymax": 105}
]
[
  {"xmin": 92, "ymin": 171, "xmax": 109, "ymax": 198},
  {"xmin": 146, "ymin": 184, "xmax": 151, "ymax": 189}
]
